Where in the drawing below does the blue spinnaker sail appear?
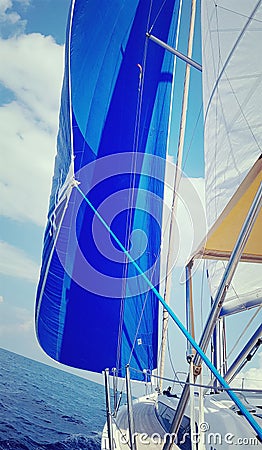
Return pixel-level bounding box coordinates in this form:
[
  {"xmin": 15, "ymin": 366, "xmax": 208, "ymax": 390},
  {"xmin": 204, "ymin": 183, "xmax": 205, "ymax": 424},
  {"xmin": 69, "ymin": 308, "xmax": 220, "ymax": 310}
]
[{"xmin": 36, "ymin": 0, "xmax": 180, "ymax": 380}]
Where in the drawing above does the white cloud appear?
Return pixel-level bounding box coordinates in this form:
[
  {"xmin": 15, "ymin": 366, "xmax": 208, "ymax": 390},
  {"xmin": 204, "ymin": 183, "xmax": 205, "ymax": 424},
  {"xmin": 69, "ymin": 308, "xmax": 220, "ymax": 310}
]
[
  {"xmin": 241, "ymin": 368, "xmax": 262, "ymax": 390},
  {"xmin": 0, "ymin": 305, "xmax": 33, "ymax": 332},
  {"xmin": 0, "ymin": 241, "xmax": 39, "ymax": 282},
  {"xmin": 0, "ymin": 303, "xmax": 34, "ymax": 351},
  {"xmin": 0, "ymin": 0, "xmax": 28, "ymax": 35},
  {"xmin": 0, "ymin": 295, "xmax": 4, "ymax": 303},
  {"xmin": 231, "ymin": 351, "xmax": 262, "ymax": 390},
  {"xmin": 0, "ymin": 0, "xmax": 19, "ymax": 22},
  {"xmin": 0, "ymin": 33, "xmax": 64, "ymax": 226},
  {"xmin": 0, "ymin": 33, "xmax": 63, "ymax": 128},
  {"xmin": 15, "ymin": 0, "xmax": 30, "ymax": 4}
]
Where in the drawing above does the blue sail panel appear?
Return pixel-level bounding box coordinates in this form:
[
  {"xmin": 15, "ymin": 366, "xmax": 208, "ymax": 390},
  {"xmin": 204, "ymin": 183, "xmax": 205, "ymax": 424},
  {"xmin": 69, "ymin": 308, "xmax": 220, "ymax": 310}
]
[{"xmin": 36, "ymin": 0, "xmax": 180, "ymax": 380}]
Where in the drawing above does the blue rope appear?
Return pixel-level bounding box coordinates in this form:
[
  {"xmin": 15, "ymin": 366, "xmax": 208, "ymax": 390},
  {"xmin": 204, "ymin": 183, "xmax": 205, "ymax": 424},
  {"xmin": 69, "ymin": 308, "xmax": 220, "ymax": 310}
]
[{"xmin": 75, "ymin": 183, "xmax": 262, "ymax": 440}]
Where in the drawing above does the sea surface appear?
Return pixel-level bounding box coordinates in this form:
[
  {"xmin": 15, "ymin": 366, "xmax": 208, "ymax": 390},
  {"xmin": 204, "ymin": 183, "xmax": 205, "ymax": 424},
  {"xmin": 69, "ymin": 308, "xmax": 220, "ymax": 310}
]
[{"xmin": 0, "ymin": 348, "xmax": 106, "ymax": 450}]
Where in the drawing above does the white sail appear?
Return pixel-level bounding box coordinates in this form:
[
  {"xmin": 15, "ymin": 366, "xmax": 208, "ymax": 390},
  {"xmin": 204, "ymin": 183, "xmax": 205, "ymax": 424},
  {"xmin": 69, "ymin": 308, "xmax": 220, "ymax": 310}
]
[{"xmin": 201, "ymin": 0, "xmax": 262, "ymax": 313}]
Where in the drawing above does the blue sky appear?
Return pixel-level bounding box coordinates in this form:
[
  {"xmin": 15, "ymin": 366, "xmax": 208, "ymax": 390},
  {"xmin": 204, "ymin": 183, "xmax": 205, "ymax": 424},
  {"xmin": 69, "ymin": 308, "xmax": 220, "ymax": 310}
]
[
  {"xmin": 0, "ymin": 0, "xmax": 74, "ymax": 371},
  {"xmin": 0, "ymin": 0, "xmax": 260, "ymax": 389}
]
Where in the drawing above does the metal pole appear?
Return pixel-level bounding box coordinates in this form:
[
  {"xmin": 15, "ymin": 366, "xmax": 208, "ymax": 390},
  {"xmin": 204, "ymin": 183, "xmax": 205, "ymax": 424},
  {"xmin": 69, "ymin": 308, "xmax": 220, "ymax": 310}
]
[
  {"xmin": 163, "ymin": 182, "xmax": 262, "ymax": 449},
  {"xmin": 213, "ymin": 317, "xmax": 227, "ymax": 391},
  {"xmin": 224, "ymin": 324, "xmax": 262, "ymax": 383},
  {"xmin": 143, "ymin": 369, "xmax": 149, "ymax": 396},
  {"xmin": 125, "ymin": 365, "xmax": 137, "ymax": 450},
  {"xmin": 158, "ymin": 0, "xmax": 198, "ymax": 392},
  {"xmin": 146, "ymin": 33, "xmax": 202, "ymax": 72},
  {"xmin": 104, "ymin": 368, "xmax": 114, "ymax": 450},
  {"xmin": 112, "ymin": 367, "xmax": 118, "ymax": 414},
  {"xmin": 186, "ymin": 262, "xmax": 195, "ymax": 361}
]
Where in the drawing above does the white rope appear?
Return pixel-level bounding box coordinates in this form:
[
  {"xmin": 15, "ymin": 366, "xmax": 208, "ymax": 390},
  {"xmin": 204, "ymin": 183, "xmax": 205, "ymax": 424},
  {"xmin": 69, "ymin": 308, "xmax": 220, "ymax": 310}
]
[{"xmin": 227, "ymin": 305, "xmax": 261, "ymax": 361}]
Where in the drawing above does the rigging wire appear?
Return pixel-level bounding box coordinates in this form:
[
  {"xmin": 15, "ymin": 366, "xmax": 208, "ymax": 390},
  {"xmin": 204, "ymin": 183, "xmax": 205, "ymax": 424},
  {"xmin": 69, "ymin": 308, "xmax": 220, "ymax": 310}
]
[
  {"xmin": 166, "ymin": 328, "xmax": 184, "ymax": 389},
  {"xmin": 212, "ymin": 307, "xmax": 262, "ymax": 378},
  {"xmin": 223, "ymin": 69, "xmax": 262, "ymax": 153},
  {"xmin": 181, "ymin": 104, "xmax": 203, "ymax": 174},
  {"xmin": 214, "ymin": 2, "xmax": 262, "ymax": 23},
  {"xmin": 116, "ymin": 2, "xmax": 153, "ymax": 376},
  {"xmin": 226, "ymin": 305, "xmax": 262, "ymax": 362},
  {"xmin": 159, "ymin": 0, "xmax": 199, "ymax": 392},
  {"xmin": 205, "ymin": 0, "xmax": 261, "ymax": 122},
  {"xmin": 200, "ymin": 260, "xmax": 206, "ymax": 330},
  {"xmin": 115, "ymin": 0, "xmax": 177, "ymax": 386},
  {"xmin": 117, "ymin": 191, "xmax": 180, "ymax": 394},
  {"xmin": 129, "ymin": 365, "xmax": 262, "ymax": 393},
  {"xmin": 148, "ymin": 0, "xmax": 168, "ymax": 34},
  {"xmin": 116, "ymin": 0, "xmax": 184, "ymax": 383},
  {"xmin": 213, "ymin": 1, "xmax": 221, "ymax": 221}
]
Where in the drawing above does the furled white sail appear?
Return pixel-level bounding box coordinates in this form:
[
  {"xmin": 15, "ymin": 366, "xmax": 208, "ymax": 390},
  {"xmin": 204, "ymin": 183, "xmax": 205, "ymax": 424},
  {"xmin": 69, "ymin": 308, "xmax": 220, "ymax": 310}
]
[{"xmin": 201, "ymin": 0, "xmax": 262, "ymax": 314}]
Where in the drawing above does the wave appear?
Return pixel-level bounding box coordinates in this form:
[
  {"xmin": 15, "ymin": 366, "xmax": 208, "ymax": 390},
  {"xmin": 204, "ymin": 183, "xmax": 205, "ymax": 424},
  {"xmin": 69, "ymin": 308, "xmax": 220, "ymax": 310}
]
[
  {"xmin": 0, "ymin": 349, "xmax": 105, "ymax": 450},
  {"xmin": 0, "ymin": 434, "xmax": 101, "ymax": 450},
  {"xmin": 0, "ymin": 440, "xmax": 29, "ymax": 450},
  {"xmin": 61, "ymin": 415, "xmax": 85, "ymax": 425},
  {"xmin": 43, "ymin": 434, "xmax": 101, "ymax": 449}
]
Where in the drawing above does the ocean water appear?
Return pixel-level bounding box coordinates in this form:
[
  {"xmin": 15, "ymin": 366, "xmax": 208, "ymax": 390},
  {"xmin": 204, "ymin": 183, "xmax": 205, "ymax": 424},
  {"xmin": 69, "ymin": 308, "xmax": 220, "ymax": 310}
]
[{"xmin": 0, "ymin": 348, "xmax": 106, "ymax": 450}]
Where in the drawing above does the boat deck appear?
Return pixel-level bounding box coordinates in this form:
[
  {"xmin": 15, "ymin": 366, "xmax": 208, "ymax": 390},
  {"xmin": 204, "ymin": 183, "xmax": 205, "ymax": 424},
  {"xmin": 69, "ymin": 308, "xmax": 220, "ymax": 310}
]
[{"xmin": 101, "ymin": 394, "xmax": 179, "ymax": 449}]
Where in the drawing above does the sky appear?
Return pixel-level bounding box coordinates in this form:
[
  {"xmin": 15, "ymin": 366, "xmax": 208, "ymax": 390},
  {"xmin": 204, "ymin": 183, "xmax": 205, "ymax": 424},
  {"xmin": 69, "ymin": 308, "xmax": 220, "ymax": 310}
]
[
  {"xmin": 0, "ymin": 0, "xmax": 261, "ymax": 391},
  {"xmin": 0, "ymin": 0, "xmax": 75, "ymax": 371}
]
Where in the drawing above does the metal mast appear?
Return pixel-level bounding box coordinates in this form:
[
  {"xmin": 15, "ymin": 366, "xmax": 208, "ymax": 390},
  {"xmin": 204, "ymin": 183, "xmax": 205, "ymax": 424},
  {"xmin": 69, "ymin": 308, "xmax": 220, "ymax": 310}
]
[{"xmin": 158, "ymin": 0, "xmax": 198, "ymax": 391}]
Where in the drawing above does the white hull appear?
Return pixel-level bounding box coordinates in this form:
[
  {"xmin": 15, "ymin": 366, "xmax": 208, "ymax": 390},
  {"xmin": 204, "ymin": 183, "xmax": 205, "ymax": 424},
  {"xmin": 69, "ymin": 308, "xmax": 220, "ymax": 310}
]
[
  {"xmin": 101, "ymin": 393, "xmax": 179, "ymax": 450},
  {"xmin": 102, "ymin": 391, "xmax": 261, "ymax": 449}
]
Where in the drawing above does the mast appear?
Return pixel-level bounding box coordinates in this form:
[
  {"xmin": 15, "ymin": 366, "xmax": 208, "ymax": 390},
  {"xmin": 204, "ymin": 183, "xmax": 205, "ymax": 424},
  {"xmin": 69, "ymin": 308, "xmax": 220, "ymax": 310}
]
[
  {"xmin": 158, "ymin": 0, "xmax": 197, "ymax": 391},
  {"xmin": 163, "ymin": 180, "xmax": 262, "ymax": 447}
]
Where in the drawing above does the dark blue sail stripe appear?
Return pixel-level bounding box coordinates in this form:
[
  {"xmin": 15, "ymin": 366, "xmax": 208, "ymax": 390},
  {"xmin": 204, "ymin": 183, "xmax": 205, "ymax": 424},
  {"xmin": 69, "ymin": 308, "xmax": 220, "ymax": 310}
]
[{"xmin": 36, "ymin": 0, "xmax": 180, "ymax": 380}]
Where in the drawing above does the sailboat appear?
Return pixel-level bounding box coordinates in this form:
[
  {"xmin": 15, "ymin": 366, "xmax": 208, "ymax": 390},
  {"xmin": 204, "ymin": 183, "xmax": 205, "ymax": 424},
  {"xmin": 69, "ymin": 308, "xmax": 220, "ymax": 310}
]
[{"xmin": 35, "ymin": 0, "xmax": 262, "ymax": 449}]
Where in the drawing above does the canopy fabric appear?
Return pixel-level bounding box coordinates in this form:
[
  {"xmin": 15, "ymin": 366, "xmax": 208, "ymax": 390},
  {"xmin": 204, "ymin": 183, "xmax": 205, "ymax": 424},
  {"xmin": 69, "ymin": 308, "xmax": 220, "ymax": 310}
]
[{"xmin": 193, "ymin": 156, "xmax": 262, "ymax": 263}]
